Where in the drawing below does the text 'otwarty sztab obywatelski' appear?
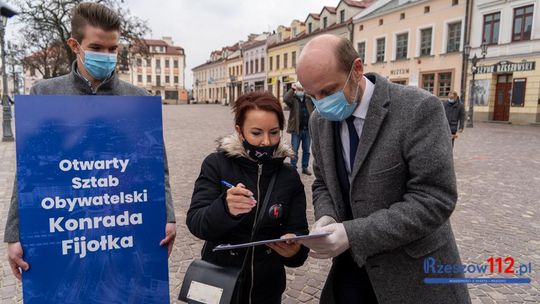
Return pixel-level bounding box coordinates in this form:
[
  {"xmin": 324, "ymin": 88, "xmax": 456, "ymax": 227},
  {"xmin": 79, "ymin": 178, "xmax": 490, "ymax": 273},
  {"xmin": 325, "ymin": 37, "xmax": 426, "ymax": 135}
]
[{"xmin": 40, "ymin": 158, "xmax": 148, "ymax": 259}]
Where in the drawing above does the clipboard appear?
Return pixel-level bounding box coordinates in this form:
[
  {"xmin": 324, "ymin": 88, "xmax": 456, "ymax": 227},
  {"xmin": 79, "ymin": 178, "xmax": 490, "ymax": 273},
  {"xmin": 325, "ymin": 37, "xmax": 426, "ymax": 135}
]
[{"xmin": 212, "ymin": 232, "xmax": 331, "ymax": 251}]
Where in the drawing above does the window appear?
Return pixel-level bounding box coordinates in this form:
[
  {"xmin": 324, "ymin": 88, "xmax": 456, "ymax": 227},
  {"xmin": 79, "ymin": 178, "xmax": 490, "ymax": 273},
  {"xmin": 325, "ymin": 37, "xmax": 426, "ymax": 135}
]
[
  {"xmin": 174, "ymin": 76, "xmax": 179, "ymax": 84},
  {"xmin": 146, "ymin": 58, "xmax": 151, "ymax": 66},
  {"xmin": 269, "ymin": 56, "xmax": 273, "ymax": 71},
  {"xmin": 165, "ymin": 91, "xmax": 178, "ymax": 100},
  {"xmin": 424, "ymin": 6, "xmax": 430, "ymax": 13},
  {"xmin": 174, "ymin": 60, "xmax": 178, "ymax": 68},
  {"xmin": 376, "ymin": 38, "xmax": 385, "ymax": 62},
  {"xmin": 136, "ymin": 58, "xmax": 142, "ymax": 66},
  {"xmin": 483, "ymin": 13, "xmax": 500, "ymax": 45},
  {"xmin": 165, "ymin": 59, "xmax": 169, "ymax": 68},
  {"xmin": 446, "ymin": 21, "xmax": 462, "ymax": 53},
  {"xmin": 512, "ymin": 5, "xmax": 533, "ymax": 41},
  {"xmin": 400, "ymin": 13, "xmax": 405, "ymax": 20},
  {"xmin": 293, "ymin": 27, "xmax": 297, "ymax": 36},
  {"xmin": 379, "ymin": 19, "xmax": 383, "ymax": 25},
  {"xmin": 156, "ymin": 75, "xmax": 161, "ymax": 86},
  {"xmin": 137, "ymin": 75, "xmax": 142, "ymax": 83},
  {"xmin": 392, "ymin": 79, "xmax": 407, "ymax": 85},
  {"xmin": 261, "ymin": 58, "xmax": 265, "ymax": 72},
  {"xmin": 245, "ymin": 62, "xmax": 249, "ymax": 74},
  {"xmin": 323, "ymin": 17, "xmax": 328, "ymax": 28},
  {"xmin": 147, "ymin": 75, "xmax": 151, "ymax": 83},
  {"xmin": 276, "ymin": 55, "xmax": 280, "ymax": 69},
  {"xmin": 421, "ymin": 71, "xmax": 453, "ymax": 97},
  {"xmin": 165, "ymin": 75, "xmax": 170, "ymax": 83},
  {"xmin": 250, "ymin": 60, "xmax": 253, "ymax": 74},
  {"xmin": 396, "ymin": 33, "xmax": 408, "ymax": 60},
  {"xmin": 452, "ymin": 0, "xmax": 458, "ymax": 6},
  {"xmin": 284, "ymin": 53, "xmax": 288, "ymax": 68},
  {"xmin": 357, "ymin": 42, "xmax": 366, "ymax": 63},
  {"xmin": 511, "ymin": 78, "xmax": 526, "ymax": 107},
  {"xmin": 292, "ymin": 51, "xmax": 297, "ymax": 67},
  {"xmin": 421, "ymin": 73, "xmax": 435, "ymax": 93},
  {"xmin": 340, "ymin": 10, "xmax": 346, "ymax": 23},
  {"xmin": 308, "ymin": 22, "xmax": 312, "ymax": 33},
  {"xmin": 420, "ymin": 28, "xmax": 432, "ymax": 56},
  {"xmin": 438, "ymin": 72, "xmax": 452, "ymax": 97},
  {"xmin": 255, "ymin": 59, "xmax": 259, "ymax": 73},
  {"xmin": 359, "ymin": 24, "xmax": 364, "ymax": 31},
  {"xmin": 156, "ymin": 59, "xmax": 161, "ymax": 67}
]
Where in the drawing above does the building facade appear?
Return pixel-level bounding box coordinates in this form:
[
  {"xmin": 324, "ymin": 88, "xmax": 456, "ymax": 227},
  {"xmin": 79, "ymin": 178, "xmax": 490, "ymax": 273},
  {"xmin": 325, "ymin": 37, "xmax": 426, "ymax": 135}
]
[
  {"xmin": 267, "ymin": 23, "xmax": 302, "ymax": 101},
  {"xmin": 226, "ymin": 48, "xmax": 244, "ymax": 105},
  {"xmin": 119, "ymin": 37, "xmax": 187, "ymax": 104},
  {"xmin": 266, "ymin": 0, "xmax": 372, "ymax": 101},
  {"xmin": 242, "ymin": 34, "xmax": 269, "ymax": 93},
  {"xmin": 466, "ymin": 0, "xmax": 539, "ymax": 124},
  {"xmin": 353, "ymin": 0, "xmax": 466, "ymax": 100}
]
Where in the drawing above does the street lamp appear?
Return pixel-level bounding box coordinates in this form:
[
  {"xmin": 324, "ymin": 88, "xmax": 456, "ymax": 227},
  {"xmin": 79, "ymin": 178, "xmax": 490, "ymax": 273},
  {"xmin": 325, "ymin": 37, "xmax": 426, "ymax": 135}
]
[
  {"xmin": 1, "ymin": 2, "xmax": 18, "ymax": 142},
  {"xmin": 465, "ymin": 41, "xmax": 488, "ymax": 128}
]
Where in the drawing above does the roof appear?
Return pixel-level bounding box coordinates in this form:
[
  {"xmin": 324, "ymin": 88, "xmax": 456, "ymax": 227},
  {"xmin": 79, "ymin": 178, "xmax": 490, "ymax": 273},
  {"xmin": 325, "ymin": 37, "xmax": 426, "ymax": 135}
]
[
  {"xmin": 340, "ymin": 0, "xmax": 375, "ymax": 8},
  {"xmin": 242, "ymin": 39, "xmax": 266, "ymax": 50},
  {"xmin": 322, "ymin": 6, "xmax": 337, "ymax": 14},
  {"xmin": 354, "ymin": 0, "xmax": 418, "ymax": 22},
  {"xmin": 192, "ymin": 58, "xmax": 225, "ymax": 71},
  {"xmin": 306, "ymin": 13, "xmax": 321, "ymax": 21},
  {"xmin": 268, "ymin": 20, "xmax": 350, "ymax": 50}
]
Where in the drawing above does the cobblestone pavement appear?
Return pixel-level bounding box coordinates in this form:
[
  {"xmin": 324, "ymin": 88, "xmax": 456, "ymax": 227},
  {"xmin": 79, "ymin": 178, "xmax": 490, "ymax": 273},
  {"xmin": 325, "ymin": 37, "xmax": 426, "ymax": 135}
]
[{"xmin": 0, "ymin": 104, "xmax": 538, "ymax": 303}]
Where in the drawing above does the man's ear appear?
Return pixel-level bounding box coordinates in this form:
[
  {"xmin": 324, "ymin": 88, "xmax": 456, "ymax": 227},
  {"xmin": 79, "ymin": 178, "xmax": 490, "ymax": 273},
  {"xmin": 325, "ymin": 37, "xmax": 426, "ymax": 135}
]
[
  {"xmin": 66, "ymin": 38, "xmax": 81, "ymax": 55},
  {"xmin": 353, "ymin": 58, "xmax": 364, "ymax": 83}
]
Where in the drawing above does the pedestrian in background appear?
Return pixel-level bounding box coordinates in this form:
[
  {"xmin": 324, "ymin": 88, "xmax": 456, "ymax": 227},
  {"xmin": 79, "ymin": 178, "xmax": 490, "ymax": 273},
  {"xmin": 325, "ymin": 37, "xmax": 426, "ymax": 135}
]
[
  {"xmin": 283, "ymin": 82, "xmax": 314, "ymax": 175},
  {"xmin": 444, "ymin": 91, "xmax": 466, "ymax": 147}
]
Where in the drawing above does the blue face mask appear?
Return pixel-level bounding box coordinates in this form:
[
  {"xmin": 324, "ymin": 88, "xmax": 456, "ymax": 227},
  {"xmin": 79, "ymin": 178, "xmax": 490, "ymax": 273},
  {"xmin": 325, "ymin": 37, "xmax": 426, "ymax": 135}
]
[
  {"xmin": 80, "ymin": 49, "xmax": 117, "ymax": 80},
  {"xmin": 312, "ymin": 65, "xmax": 360, "ymax": 121},
  {"xmin": 295, "ymin": 91, "xmax": 305, "ymax": 98}
]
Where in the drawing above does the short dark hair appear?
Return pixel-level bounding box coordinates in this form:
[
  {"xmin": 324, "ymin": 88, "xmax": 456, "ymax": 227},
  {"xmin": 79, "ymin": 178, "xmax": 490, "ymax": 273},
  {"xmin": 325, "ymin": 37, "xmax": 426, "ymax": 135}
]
[
  {"xmin": 71, "ymin": 2, "xmax": 121, "ymax": 42},
  {"xmin": 336, "ymin": 38, "xmax": 360, "ymax": 74},
  {"xmin": 232, "ymin": 92, "xmax": 285, "ymax": 130}
]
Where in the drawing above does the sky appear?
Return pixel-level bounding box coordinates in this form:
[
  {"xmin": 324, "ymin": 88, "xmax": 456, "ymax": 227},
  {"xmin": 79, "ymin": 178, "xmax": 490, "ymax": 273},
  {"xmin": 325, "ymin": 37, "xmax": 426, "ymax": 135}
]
[{"xmin": 124, "ymin": 0, "xmax": 333, "ymax": 89}]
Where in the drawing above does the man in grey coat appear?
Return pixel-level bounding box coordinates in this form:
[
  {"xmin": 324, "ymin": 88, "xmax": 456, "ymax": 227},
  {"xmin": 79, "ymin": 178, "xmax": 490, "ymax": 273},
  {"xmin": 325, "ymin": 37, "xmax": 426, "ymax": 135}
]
[
  {"xmin": 299, "ymin": 35, "xmax": 471, "ymax": 303},
  {"xmin": 5, "ymin": 2, "xmax": 176, "ymax": 280}
]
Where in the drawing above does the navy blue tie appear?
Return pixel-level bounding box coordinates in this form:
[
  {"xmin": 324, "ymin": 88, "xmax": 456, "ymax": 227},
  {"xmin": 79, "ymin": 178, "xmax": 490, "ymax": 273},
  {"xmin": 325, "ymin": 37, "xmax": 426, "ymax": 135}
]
[{"xmin": 346, "ymin": 116, "xmax": 359, "ymax": 172}]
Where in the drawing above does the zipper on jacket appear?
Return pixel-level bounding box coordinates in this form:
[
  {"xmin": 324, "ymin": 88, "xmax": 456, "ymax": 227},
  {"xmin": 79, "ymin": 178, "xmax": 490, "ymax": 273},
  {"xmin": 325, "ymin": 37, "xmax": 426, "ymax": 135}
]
[{"xmin": 249, "ymin": 163, "xmax": 263, "ymax": 304}]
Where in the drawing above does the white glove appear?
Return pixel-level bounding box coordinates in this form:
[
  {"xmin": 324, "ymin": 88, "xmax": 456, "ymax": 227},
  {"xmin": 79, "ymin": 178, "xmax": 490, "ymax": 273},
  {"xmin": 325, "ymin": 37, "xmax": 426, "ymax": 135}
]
[
  {"xmin": 301, "ymin": 217, "xmax": 350, "ymax": 259},
  {"xmin": 312, "ymin": 215, "xmax": 336, "ymax": 231}
]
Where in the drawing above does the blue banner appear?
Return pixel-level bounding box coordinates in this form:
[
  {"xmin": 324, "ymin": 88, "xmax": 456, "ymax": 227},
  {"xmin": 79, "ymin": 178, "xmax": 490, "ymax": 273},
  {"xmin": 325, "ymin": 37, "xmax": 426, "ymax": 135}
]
[{"xmin": 15, "ymin": 95, "xmax": 169, "ymax": 303}]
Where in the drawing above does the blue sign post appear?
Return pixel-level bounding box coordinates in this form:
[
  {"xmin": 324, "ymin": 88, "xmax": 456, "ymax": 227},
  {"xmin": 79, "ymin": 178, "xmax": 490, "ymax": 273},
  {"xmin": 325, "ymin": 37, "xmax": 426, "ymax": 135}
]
[{"xmin": 15, "ymin": 95, "xmax": 169, "ymax": 303}]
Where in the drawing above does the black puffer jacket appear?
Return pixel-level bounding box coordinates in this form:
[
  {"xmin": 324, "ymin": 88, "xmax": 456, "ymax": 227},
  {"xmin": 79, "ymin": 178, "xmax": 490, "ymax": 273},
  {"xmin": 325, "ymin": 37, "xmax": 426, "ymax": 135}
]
[{"xmin": 186, "ymin": 134, "xmax": 309, "ymax": 303}]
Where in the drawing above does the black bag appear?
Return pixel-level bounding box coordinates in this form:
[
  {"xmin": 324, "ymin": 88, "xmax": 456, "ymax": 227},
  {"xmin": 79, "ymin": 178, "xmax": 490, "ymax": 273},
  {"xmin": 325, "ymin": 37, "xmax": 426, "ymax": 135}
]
[{"xmin": 179, "ymin": 170, "xmax": 279, "ymax": 304}]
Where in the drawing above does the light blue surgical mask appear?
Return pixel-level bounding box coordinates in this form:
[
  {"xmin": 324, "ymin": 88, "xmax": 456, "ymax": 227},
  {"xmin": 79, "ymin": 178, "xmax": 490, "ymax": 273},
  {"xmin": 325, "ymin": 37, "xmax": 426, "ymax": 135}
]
[
  {"xmin": 79, "ymin": 47, "xmax": 117, "ymax": 80},
  {"xmin": 295, "ymin": 91, "xmax": 305, "ymax": 98},
  {"xmin": 312, "ymin": 64, "xmax": 360, "ymax": 121}
]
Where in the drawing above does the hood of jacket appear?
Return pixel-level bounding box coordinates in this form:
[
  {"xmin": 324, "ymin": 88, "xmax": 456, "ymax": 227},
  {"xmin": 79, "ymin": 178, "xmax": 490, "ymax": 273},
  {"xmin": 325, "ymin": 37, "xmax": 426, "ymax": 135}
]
[{"xmin": 216, "ymin": 133, "xmax": 294, "ymax": 161}]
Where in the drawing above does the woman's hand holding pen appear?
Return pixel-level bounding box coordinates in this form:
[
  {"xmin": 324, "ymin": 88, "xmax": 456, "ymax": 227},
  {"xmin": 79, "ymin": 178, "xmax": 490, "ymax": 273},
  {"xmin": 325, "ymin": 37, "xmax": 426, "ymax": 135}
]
[{"xmin": 225, "ymin": 183, "xmax": 257, "ymax": 216}]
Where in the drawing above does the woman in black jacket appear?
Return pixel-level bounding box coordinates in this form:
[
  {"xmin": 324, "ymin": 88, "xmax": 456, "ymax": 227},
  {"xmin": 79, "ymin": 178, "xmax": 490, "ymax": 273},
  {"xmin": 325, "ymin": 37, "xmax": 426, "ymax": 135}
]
[{"xmin": 186, "ymin": 92, "xmax": 309, "ymax": 304}]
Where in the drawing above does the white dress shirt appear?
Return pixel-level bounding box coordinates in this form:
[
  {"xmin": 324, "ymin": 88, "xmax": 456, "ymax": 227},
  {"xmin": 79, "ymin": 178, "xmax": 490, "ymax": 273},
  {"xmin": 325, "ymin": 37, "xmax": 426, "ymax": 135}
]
[{"xmin": 340, "ymin": 76, "xmax": 375, "ymax": 181}]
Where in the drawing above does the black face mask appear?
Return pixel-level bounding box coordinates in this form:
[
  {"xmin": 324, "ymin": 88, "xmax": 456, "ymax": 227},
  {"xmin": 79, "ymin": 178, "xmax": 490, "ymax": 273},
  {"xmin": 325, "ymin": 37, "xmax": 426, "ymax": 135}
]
[{"xmin": 242, "ymin": 139, "xmax": 279, "ymax": 162}]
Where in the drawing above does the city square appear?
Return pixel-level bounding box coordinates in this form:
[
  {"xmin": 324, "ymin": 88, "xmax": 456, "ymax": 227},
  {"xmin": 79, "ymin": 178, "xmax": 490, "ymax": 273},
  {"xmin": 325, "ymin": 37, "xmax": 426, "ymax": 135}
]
[{"xmin": 0, "ymin": 104, "xmax": 538, "ymax": 303}]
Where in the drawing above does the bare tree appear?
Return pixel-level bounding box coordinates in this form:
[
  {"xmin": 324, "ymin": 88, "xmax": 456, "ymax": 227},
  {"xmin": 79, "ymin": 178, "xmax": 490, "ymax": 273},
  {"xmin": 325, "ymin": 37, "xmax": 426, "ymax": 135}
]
[{"xmin": 14, "ymin": 0, "xmax": 150, "ymax": 79}]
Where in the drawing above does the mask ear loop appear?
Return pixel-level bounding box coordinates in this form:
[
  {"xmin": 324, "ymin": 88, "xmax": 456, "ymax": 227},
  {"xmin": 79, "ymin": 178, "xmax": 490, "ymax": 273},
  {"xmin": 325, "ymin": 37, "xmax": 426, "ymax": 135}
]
[
  {"xmin": 346, "ymin": 59, "xmax": 361, "ymax": 104},
  {"xmin": 75, "ymin": 41, "xmax": 86, "ymax": 65}
]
